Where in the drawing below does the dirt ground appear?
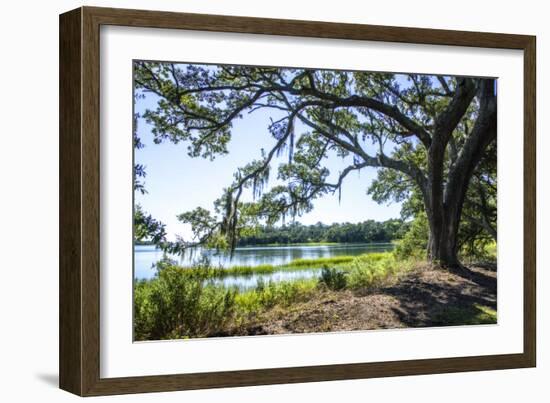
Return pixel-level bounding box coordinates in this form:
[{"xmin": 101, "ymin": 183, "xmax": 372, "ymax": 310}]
[{"xmin": 227, "ymin": 264, "xmax": 497, "ymax": 336}]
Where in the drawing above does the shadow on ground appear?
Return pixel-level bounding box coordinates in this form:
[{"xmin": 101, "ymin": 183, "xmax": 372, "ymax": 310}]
[{"xmin": 384, "ymin": 266, "xmax": 497, "ymax": 328}]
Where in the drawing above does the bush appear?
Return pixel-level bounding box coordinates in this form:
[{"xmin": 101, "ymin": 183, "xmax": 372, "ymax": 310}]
[
  {"xmin": 318, "ymin": 266, "xmax": 348, "ymax": 290},
  {"xmin": 134, "ymin": 266, "xmax": 236, "ymax": 340},
  {"xmin": 393, "ymin": 213, "xmax": 429, "ymax": 260}
]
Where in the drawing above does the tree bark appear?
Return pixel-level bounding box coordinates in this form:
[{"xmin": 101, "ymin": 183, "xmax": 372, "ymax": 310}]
[{"xmin": 425, "ymin": 189, "xmax": 462, "ymax": 268}]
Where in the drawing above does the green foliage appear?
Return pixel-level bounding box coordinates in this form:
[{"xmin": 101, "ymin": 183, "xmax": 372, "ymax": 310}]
[
  {"xmin": 457, "ymin": 141, "xmax": 497, "ymax": 260},
  {"xmin": 393, "ymin": 213, "xmax": 429, "ymax": 260},
  {"xmin": 319, "ymin": 267, "xmax": 348, "ymax": 290},
  {"xmin": 134, "ymin": 204, "xmax": 166, "ymax": 244},
  {"xmin": 176, "ymin": 207, "xmax": 223, "ymax": 249},
  {"xmin": 134, "ymin": 266, "xmax": 236, "ymax": 340}
]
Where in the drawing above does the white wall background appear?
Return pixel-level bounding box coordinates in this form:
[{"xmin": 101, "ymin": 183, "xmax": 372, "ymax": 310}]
[{"xmin": 0, "ymin": 0, "xmax": 546, "ymax": 401}]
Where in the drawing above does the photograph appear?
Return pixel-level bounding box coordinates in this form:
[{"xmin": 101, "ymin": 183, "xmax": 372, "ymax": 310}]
[{"xmin": 132, "ymin": 61, "xmax": 498, "ymax": 341}]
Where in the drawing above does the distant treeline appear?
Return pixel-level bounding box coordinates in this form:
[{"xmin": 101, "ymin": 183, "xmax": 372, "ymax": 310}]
[
  {"xmin": 135, "ymin": 240, "xmax": 155, "ymax": 246},
  {"xmin": 237, "ymin": 219, "xmax": 408, "ymax": 246}
]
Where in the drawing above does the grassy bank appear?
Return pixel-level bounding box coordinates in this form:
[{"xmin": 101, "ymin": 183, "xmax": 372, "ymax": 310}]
[{"xmin": 134, "ymin": 252, "xmax": 414, "ymax": 340}]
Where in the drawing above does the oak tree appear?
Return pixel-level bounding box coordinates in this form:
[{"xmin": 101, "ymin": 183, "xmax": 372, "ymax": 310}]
[{"xmin": 134, "ymin": 62, "xmax": 496, "ymax": 268}]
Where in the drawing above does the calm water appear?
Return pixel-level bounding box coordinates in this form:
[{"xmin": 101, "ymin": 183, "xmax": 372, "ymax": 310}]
[{"xmin": 135, "ymin": 243, "xmax": 393, "ymax": 288}]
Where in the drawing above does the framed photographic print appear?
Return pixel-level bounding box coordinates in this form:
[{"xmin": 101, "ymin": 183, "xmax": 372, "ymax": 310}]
[{"xmin": 59, "ymin": 6, "xmax": 536, "ymax": 396}]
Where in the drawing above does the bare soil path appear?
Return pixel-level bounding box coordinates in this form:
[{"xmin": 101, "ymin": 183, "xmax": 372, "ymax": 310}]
[{"xmin": 228, "ymin": 265, "xmax": 497, "ymax": 336}]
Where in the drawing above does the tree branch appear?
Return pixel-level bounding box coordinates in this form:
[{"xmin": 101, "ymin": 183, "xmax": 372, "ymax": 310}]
[
  {"xmin": 445, "ymin": 79, "xmax": 497, "ymax": 206},
  {"xmin": 434, "ymin": 77, "xmax": 477, "ymax": 145}
]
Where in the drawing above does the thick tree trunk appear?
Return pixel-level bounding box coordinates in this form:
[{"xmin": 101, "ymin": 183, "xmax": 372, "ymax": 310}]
[
  {"xmin": 423, "ymin": 79, "xmax": 497, "ymax": 269},
  {"xmin": 424, "ymin": 129, "xmax": 463, "ymax": 268},
  {"xmin": 425, "ymin": 193, "xmax": 463, "ymax": 268},
  {"xmin": 428, "ymin": 233, "xmax": 460, "ymax": 267}
]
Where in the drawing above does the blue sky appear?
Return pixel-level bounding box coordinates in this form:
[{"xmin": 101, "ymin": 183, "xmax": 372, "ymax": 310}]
[{"xmin": 134, "ymin": 67, "xmax": 403, "ymax": 241}]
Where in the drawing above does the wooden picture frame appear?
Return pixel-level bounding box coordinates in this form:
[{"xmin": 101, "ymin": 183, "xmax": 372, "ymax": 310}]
[{"xmin": 59, "ymin": 6, "xmax": 536, "ymax": 396}]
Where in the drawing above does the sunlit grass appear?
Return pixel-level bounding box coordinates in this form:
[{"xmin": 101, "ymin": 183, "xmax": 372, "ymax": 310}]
[{"xmin": 234, "ymin": 278, "xmax": 318, "ymax": 313}]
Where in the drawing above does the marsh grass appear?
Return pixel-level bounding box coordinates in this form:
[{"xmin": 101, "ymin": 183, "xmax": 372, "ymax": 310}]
[{"xmin": 177, "ymin": 255, "xmax": 358, "ymax": 278}]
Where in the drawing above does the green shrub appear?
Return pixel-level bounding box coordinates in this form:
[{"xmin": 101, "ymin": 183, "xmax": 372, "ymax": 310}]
[
  {"xmin": 318, "ymin": 266, "xmax": 348, "ymax": 290},
  {"xmin": 134, "ymin": 266, "xmax": 236, "ymax": 340}
]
